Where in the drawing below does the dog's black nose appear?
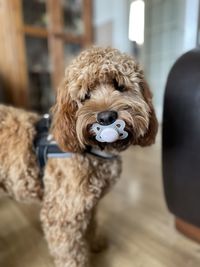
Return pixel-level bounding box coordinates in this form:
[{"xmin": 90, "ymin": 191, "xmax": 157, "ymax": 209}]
[{"xmin": 97, "ymin": 110, "xmax": 118, "ymax": 125}]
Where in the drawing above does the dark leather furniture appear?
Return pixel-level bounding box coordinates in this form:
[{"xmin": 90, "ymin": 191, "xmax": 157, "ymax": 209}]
[{"xmin": 162, "ymin": 48, "xmax": 200, "ymax": 241}]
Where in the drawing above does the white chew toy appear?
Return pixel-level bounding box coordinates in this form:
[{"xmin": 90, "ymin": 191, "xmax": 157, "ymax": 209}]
[{"xmin": 91, "ymin": 119, "xmax": 128, "ymax": 143}]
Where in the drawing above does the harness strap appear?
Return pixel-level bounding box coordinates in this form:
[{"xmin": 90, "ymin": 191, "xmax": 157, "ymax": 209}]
[{"xmin": 34, "ymin": 114, "xmax": 51, "ymax": 187}]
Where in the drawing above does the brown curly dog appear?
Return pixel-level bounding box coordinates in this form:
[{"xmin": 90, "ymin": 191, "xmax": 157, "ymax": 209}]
[{"xmin": 0, "ymin": 47, "xmax": 158, "ymax": 267}]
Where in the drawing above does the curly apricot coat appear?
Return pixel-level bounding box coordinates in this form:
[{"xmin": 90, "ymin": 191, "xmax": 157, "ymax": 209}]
[{"xmin": 0, "ymin": 47, "xmax": 158, "ymax": 267}]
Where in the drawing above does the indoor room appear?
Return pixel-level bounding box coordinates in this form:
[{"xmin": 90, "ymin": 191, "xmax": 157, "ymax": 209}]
[{"xmin": 0, "ymin": 0, "xmax": 200, "ymax": 267}]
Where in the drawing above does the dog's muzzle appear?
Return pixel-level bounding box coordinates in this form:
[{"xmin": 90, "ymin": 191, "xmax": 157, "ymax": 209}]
[{"xmin": 91, "ymin": 119, "xmax": 128, "ymax": 143}]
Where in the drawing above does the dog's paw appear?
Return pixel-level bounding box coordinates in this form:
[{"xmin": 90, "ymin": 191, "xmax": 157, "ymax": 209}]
[{"xmin": 90, "ymin": 235, "xmax": 108, "ymax": 253}]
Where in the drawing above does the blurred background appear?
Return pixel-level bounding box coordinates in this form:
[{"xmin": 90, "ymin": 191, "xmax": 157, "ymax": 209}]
[{"xmin": 0, "ymin": 0, "xmax": 199, "ymax": 121}]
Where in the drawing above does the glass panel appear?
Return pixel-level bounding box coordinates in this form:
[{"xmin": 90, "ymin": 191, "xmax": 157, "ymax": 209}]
[
  {"xmin": 22, "ymin": 0, "xmax": 48, "ymax": 28},
  {"xmin": 25, "ymin": 36, "xmax": 54, "ymax": 112},
  {"xmin": 62, "ymin": 0, "xmax": 84, "ymax": 36},
  {"xmin": 64, "ymin": 43, "xmax": 82, "ymax": 66}
]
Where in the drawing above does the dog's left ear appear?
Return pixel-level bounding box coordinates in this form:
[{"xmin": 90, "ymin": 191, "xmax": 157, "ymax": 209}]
[
  {"xmin": 51, "ymin": 80, "xmax": 81, "ymax": 152},
  {"xmin": 136, "ymin": 80, "xmax": 158, "ymax": 146}
]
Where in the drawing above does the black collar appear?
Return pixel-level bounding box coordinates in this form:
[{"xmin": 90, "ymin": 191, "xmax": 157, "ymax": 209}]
[{"xmin": 85, "ymin": 147, "xmax": 118, "ymax": 160}]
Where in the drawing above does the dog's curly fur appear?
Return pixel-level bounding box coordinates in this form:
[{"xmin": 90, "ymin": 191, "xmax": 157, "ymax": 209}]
[{"xmin": 0, "ymin": 47, "xmax": 158, "ymax": 267}]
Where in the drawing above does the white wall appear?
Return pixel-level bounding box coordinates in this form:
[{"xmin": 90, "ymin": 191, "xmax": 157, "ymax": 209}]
[
  {"xmin": 93, "ymin": 0, "xmax": 132, "ymax": 54},
  {"xmin": 183, "ymin": 0, "xmax": 199, "ymax": 51},
  {"xmin": 141, "ymin": 0, "xmax": 199, "ymax": 121}
]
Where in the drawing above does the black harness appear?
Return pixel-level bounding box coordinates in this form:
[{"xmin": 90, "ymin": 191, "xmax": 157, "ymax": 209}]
[{"xmin": 34, "ymin": 114, "xmax": 118, "ymax": 186}]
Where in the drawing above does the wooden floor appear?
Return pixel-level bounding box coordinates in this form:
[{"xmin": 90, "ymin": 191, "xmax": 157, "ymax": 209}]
[{"xmin": 1, "ymin": 133, "xmax": 200, "ymax": 267}]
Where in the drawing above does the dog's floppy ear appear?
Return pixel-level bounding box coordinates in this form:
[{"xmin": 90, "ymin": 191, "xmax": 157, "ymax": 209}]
[
  {"xmin": 51, "ymin": 80, "xmax": 81, "ymax": 152},
  {"xmin": 136, "ymin": 80, "xmax": 158, "ymax": 146}
]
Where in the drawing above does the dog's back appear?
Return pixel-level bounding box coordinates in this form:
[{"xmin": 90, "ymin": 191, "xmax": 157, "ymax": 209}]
[{"xmin": 0, "ymin": 104, "xmax": 42, "ymax": 201}]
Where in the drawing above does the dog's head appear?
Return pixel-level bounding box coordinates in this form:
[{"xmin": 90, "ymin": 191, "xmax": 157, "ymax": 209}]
[{"xmin": 51, "ymin": 47, "xmax": 158, "ymax": 153}]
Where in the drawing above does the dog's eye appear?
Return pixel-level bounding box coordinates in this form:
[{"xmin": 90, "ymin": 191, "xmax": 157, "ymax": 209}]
[
  {"xmin": 113, "ymin": 79, "xmax": 125, "ymax": 92},
  {"xmin": 85, "ymin": 92, "xmax": 91, "ymax": 100},
  {"xmin": 81, "ymin": 91, "xmax": 91, "ymax": 103},
  {"xmin": 117, "ymin": 85, "xmax": 125, "ymax": 92}
]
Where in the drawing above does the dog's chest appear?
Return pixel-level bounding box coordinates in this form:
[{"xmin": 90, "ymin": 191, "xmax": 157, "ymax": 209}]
[
  {"xmin": 45, "ymin": 155, "xmax": 122, "ymax": 199},
  {"xmin": 85, "ymin": 155, "xmax": 122, "ymax": 197}
]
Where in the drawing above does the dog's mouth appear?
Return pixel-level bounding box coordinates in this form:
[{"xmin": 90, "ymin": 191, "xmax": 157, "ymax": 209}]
[
  {"xmin": 86, "ymin": 120, "xmax": 134, "ymax": 151},
  {"xmin": 90, "ymin": 119, "xmax": 128, "ymax": 143},
  {"xmin": 76, "ymin": 108, "xmax": 140, "ymax": 151}
]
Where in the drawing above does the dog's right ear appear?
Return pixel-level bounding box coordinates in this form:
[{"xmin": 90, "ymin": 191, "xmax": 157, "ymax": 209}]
[
  {"xmin": 51, "ymin": 80, "xmax": 81, "ymax": 152},
  {"xmin": 136, "ymin": 80, "xmax": 158, "ymax": 146}
]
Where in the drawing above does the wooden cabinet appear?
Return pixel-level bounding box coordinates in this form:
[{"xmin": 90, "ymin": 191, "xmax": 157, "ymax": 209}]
[{"xmin": 0, "ymin": 0, "xmax": 92, "ymax": 112}]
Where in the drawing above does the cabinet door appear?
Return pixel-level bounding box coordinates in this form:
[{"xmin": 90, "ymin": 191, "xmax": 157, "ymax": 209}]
[
  {"xmin": 22, "ymin": 0, "xmax": 54, "ymax": 112},
  {"xmin": 21, "ymin": 0, "xmax": 92, "ymax": 112}
]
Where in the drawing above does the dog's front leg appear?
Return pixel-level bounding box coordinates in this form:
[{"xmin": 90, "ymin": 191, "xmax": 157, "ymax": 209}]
[
  {"xmin": 40, "ymin": 170, "xmax": 96, "ymax": 267},
  {"xmin": 86, "ymin": 208, "xmax": 107, "ymax": 253}
]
